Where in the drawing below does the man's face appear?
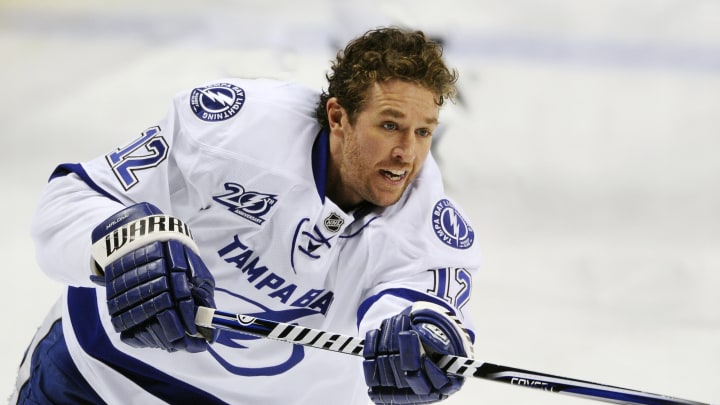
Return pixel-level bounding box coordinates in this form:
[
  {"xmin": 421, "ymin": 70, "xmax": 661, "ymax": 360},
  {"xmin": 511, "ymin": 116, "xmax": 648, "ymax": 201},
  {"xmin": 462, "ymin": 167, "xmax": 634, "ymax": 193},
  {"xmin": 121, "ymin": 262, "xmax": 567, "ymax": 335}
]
[{"xmin": 327, "ymin": 80, "xmax": 440, "ymax": 210}]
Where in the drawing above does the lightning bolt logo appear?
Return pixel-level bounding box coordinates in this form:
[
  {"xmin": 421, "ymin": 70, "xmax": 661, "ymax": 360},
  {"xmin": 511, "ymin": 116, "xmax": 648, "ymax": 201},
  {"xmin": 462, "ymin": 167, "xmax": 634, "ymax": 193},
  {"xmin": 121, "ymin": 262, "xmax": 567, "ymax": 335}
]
[
  {"xmin": 447, "ymin": 208, "xmax": 459, "ymax": 241},
  {"xmin": 238, "ymin": 193, "xmax": 268, "ymax": 209},
  {"xmin": 237, "ymin": 193, "xmax": 276, "ymax": 215},
  {"xmin": 190, "ymin": 83, "xmax": 246, "ymax": 122},
  {"xmin": 200, "ymin": 88, "xmax": 236, "ymax": 108},
  {"xmin": 432, "ymin": 199, "xmax": 475, "ymax": 250}
]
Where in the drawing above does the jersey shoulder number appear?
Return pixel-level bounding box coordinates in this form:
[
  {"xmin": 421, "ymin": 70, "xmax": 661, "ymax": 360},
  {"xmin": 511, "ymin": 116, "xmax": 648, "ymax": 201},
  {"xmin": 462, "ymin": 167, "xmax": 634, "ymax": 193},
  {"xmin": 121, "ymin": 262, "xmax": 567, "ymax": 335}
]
[
  {"xmin": 105, "ymin": 126, "xmax": 169, "ymax": 190},
  {"xmin": 427, "ymin": 267, "xmax": 472, "ymax": 310}
]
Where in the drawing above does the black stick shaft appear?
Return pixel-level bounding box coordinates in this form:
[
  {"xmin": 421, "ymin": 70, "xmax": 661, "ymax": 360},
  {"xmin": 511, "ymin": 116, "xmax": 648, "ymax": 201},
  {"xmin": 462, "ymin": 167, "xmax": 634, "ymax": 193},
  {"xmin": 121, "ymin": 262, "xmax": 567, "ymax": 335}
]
[{"xmin": 195, "ymin": 307, "xmax": 712, "ymax": 405}]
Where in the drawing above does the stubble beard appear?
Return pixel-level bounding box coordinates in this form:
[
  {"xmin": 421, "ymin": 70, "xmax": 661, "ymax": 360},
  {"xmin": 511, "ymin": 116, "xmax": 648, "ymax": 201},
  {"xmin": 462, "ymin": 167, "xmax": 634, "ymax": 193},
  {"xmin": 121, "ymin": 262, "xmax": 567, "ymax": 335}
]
[{"xmin": 344, "ymin": 151, "xmax": 409, "ymax": 208}]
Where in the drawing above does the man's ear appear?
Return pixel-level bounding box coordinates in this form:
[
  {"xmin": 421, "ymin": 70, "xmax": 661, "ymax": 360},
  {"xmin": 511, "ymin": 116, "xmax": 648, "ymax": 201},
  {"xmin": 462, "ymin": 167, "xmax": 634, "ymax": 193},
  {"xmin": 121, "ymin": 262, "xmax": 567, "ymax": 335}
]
[{"xmin": 326, "ymin": 98, "xmax": 345, "ymax": 130}]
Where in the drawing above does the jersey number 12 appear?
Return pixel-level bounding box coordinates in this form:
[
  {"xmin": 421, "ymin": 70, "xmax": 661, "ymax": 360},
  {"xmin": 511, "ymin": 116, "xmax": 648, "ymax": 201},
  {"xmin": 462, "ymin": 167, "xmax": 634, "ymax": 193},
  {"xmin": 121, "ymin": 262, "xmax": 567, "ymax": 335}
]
[{"xmin": 106, "ymin": 126, "xmax": 169, "ymax": 190}]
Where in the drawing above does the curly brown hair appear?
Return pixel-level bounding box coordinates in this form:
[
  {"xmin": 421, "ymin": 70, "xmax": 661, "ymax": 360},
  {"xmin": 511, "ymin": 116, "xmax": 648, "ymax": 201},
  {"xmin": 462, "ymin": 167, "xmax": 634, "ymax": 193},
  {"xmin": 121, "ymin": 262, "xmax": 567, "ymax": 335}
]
[{"xmin": 315, "ymin": 27, "xmax": 458, "ymax": 128}]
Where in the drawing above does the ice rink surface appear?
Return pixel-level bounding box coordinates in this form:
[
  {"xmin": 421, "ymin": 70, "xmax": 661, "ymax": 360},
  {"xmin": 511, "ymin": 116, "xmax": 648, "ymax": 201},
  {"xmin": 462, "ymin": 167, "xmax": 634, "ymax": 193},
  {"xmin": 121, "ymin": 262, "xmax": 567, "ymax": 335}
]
[{"xmin": 1, "ymin": 0, "xmax": 719, "ymax": 403}]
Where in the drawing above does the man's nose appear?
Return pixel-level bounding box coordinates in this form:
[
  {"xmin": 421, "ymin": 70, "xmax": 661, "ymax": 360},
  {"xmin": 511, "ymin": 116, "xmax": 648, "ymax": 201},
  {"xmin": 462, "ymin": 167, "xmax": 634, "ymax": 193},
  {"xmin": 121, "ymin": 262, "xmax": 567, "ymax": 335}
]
[{"xmin": 391, "ymin": 131, "xmax": 416, "ymax": 162}]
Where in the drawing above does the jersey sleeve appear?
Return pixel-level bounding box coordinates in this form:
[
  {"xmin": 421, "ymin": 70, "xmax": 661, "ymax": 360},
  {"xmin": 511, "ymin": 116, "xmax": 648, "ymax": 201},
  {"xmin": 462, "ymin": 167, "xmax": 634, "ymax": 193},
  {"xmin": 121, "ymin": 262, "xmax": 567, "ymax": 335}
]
[
  {"xmin": 357, "ymin": 264, "xmax": 478, "ymax": 342},
  {"xmin": 31, "ymin": 172, "xmax": 126, "ymax": 287},
  {"xmin": 31, "ymin": 108, "xmax": 195, "ymax": 287}
]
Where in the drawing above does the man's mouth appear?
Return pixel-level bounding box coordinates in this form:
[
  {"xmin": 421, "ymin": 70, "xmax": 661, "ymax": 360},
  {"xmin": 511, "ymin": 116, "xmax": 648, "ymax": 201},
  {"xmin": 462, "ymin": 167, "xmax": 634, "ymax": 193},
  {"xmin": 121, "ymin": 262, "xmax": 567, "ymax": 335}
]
[{"xmin": 381, "ymin": 169, "xmax": 407, "ymax": 181}]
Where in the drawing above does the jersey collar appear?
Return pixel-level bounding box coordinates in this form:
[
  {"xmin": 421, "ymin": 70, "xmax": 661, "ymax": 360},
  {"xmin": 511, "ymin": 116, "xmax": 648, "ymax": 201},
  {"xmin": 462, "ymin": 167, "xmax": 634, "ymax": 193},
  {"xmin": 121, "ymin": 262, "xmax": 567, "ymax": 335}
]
[{"xmin": 311, "ymin": 128, "xmax": 329, "ymax": 202}]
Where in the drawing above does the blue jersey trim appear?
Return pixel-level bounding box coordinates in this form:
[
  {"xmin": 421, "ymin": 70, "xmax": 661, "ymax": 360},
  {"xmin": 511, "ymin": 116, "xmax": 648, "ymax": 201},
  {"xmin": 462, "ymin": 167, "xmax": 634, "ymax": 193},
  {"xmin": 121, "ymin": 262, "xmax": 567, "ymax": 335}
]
[
  {"xmin": 66, "ymin": 287, "xmax": 227, "ymax": 404},
  {"xmin": 49, "ymin": 163, "xmax": 122, "ymax": 204},
  {"xmin": 356, "ymin": 287, "xmax": 476, "ymax": 342},
  {"xmin": 311, "ymin": 129, "xmax": 329, "ymax": 202}
]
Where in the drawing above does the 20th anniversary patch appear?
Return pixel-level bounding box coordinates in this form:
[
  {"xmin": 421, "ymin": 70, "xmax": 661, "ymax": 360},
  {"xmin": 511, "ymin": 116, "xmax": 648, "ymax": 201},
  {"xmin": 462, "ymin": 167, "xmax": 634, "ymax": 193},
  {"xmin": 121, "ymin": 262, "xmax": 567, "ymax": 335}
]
[{"xmin": 190, "ymin": 83, "xmax": 246, "ymax": 122}]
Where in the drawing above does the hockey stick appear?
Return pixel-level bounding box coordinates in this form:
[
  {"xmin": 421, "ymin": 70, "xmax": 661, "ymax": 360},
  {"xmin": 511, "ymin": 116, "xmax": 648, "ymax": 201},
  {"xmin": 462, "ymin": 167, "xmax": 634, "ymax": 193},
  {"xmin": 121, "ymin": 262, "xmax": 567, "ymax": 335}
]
[{"xmin": 195, "ymin": 307, "xmax": 712, "ymax": 405}]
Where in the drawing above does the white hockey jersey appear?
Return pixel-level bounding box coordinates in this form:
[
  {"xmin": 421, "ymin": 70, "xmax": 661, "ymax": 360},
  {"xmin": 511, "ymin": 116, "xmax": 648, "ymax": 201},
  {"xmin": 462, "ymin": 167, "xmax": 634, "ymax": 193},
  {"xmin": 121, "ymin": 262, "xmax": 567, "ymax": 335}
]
[{"xmin": 31, "ymin": 78, "xmax": 482, "ymax": 404}]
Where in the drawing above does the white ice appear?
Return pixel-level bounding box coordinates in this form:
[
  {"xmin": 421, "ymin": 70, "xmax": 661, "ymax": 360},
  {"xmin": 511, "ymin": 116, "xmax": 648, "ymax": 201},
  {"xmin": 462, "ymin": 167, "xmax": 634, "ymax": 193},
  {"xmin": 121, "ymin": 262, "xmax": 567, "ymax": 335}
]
[{"xmin": 1, "ymin": 1, "xmax": 719, "ymax": 404}]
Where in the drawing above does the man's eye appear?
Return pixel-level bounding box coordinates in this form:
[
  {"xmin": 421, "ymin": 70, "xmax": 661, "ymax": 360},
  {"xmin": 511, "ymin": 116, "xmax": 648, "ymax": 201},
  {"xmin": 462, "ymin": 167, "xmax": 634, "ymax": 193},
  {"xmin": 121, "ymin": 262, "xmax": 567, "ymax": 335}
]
[
  {"xmin": 417, "ymin": 128, "xmax": 432, "ymax": 137},
  {"xmin": 382, "ymin": 122, "xmax": 397, "ymax": 131}
]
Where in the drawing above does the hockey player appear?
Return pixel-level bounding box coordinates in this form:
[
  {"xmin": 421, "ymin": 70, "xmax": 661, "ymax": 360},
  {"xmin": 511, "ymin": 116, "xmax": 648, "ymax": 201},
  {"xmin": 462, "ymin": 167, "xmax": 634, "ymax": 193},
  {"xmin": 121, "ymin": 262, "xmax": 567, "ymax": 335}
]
[{"xmin": 13, "ymin": 27, "xmax": 481, "ymax": 404}]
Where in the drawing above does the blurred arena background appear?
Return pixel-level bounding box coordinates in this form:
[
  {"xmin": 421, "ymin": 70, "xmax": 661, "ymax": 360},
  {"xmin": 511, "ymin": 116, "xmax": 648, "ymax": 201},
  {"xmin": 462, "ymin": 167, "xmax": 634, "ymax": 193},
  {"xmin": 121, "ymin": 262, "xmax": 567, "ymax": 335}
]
[{"xmin": 1, "ymin": 0, "xmax": 719, "ymax": 403}]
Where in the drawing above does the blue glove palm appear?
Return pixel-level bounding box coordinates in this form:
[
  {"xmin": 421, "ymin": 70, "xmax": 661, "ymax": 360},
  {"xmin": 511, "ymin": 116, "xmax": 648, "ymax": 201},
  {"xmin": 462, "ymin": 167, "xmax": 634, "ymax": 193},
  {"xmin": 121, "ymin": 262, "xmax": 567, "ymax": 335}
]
[
  {"xmin": 363, "ymin": 303, "xmax": 473, "ymax": 404},
  {"xmin": 91, "ymin": 203, "xmax": 217, "ymax": 353}
]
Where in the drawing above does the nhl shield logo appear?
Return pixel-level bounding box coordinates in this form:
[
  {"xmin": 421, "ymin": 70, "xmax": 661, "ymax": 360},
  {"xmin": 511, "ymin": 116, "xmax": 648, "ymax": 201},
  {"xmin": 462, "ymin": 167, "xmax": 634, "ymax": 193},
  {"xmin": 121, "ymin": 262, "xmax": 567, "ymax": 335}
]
[{"xmin": 323, "ymin": 212, "xmax": 344, "ymax": 233}]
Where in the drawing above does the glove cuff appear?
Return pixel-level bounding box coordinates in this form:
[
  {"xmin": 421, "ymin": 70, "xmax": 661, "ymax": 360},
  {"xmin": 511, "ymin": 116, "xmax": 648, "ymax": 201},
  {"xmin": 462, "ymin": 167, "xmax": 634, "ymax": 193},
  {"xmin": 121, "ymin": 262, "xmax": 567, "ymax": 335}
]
[
  {"xmin": 90, "ymin": 203, "xmax": 198, "ymax": 270},
  {"xmin": 408, "ymin": 302, "xmax": 474, "ymax": 360}
]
